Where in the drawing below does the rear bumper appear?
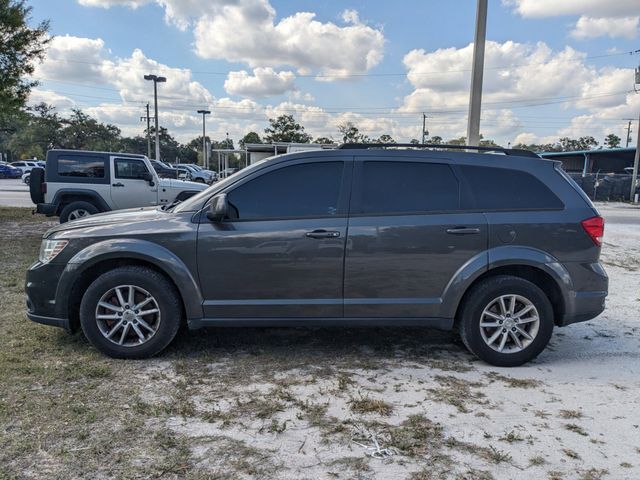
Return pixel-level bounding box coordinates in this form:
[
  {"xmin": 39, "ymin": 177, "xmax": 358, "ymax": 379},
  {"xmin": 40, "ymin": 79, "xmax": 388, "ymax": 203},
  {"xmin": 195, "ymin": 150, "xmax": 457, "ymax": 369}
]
[
  {"xmin": 26, "ymin": 312, "xmax": 69, "ymax": 330},
  {"xmin": 558, "ymin": 262, "xmax": 608, "ymax": 326},
  {"xmin": 36, "ymin": 203, "xmax": 57, "ymax": 216}
]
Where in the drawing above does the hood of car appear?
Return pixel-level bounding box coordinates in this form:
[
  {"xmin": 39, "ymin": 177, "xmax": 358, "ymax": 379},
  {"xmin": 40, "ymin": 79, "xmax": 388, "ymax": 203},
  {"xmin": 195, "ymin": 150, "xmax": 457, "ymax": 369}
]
[
  {"xmin": 158, "ymin": 178, "xmax": 208, "ymax": 190},
  {"xmin": 44, "ymin": 207, "xmax": 167, "ymax": 238}
]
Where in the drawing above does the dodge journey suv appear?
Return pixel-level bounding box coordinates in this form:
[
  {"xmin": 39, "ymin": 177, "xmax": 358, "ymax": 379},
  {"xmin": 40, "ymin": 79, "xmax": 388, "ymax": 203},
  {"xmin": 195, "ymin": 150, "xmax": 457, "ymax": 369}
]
[{"xmin": 25, "ymin": 144, "xmax": 608, "ymax": 366}]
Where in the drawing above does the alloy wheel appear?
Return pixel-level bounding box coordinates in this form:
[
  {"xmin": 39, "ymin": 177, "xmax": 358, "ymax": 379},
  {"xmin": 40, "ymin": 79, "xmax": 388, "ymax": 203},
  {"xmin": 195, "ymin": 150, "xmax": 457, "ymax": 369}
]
[{"xmin": 479, "ymin": 294, "xmax": 540, "ymax": 353}]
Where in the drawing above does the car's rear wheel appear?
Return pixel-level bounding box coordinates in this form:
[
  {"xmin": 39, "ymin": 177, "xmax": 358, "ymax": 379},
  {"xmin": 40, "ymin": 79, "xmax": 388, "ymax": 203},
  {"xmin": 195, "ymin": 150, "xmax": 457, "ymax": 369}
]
[
  {"xmin": 458, "ymin": 275, "xmax": 554, "ymax": 367},
  {"xmin": 194, "ymin": 177, "xmax": 205, "ymax": 183},
  {"xmin": 59, "ymin": 200, "xmax": 99, "ymax": 223},
  {"xmin": 80, "ymin": 266, "xmax": 182, "ymax": 359}
]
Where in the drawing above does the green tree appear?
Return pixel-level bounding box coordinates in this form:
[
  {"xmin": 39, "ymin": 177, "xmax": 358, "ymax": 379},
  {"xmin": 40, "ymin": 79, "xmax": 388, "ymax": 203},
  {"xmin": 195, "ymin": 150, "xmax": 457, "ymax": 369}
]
[
  {"xmin": 337, "ymin": 122, "xmax": 370, "ymax": 143},
  {"xmin": 239, "ymin": 131, "xmax": 262, "ymax": 148},
  {"xmin": 604, "ymin": 133, "xmax": 621, "ymax": 149},
  {"xmin": 558, "ymin": 136, "xmax": 598, "ymax": 152},
  {"xmin": 429, "ymin": 136, "xmax": 443, "ymax": 144},
  {"xmin": 264, "ymin": 114, "xmax": 311, "ymax": 143},
  {"xmin": 447, "ymin": 136, "xmax": 467, "ymax": 146},
  {"xmin": 374, "ymin": 134, "xmax": 395, "ymax": 144},
  {"xmin": 313, "ymin": 136, "xmax": 334, "ymax": 145},
  {"xmin": 59, "ymin": 109, "xmax": 121, "ymax": 151},
  {"xmin": 0, "ymin": 0, "xmax": 50, "ymax": 124}
]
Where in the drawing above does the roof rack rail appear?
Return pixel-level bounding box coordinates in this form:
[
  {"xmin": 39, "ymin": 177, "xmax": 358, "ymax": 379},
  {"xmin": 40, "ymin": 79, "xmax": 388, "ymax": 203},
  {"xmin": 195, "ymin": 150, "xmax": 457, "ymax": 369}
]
[{"xmin": 336, "ymin": 143, "xmax": 540, "ymax": 158}]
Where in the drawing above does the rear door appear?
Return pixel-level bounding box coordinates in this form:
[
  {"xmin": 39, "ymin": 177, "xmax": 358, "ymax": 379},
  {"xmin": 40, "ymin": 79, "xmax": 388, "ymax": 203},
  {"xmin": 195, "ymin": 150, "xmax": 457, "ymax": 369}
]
[
  {"xmin": 197, "ymin": 158, "xmax": 351, "ymax": 318},
  {"xmin": 344, "ymin": 157, "xmax": 488, "ymax": 318},
  {"xmin": 110, "ymin": 156, "xmax": 158, "ymax": 209}
]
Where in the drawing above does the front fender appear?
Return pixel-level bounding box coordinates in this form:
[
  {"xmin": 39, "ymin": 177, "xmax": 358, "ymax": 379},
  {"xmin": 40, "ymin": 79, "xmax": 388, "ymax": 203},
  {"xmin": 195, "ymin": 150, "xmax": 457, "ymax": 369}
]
[
  {"xmin": 440, "ymin": 245, "xmax": 572, "ymax": 319},
  {"xmin": 56, "ymin": 239, "xmax": 203, "ymax": 320}
]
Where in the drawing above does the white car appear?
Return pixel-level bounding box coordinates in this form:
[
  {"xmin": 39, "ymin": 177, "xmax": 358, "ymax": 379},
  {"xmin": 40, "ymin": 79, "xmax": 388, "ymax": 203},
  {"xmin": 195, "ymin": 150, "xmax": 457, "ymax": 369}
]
[
  {"xmin": 31, "ymin": 150, "xmax": 208, "ymax": 223},
  {"xmin": 11, "ymin": 160, "xmax": 40, "ymax": 174}
]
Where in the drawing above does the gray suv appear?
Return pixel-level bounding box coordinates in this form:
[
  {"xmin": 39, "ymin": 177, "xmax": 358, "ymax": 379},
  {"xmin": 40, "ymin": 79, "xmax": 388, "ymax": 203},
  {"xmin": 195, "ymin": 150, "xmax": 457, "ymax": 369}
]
[{"xmin": 25, "ymin": 144, "xmax": 608, "ymax": 366}]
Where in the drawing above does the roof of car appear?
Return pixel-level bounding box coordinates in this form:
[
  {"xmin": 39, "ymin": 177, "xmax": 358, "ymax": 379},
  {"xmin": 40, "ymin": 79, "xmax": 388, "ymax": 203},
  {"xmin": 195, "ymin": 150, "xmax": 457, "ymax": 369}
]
[{"xmin": 48, "ymin": 149, "xmax": 146, "ymax": 158}]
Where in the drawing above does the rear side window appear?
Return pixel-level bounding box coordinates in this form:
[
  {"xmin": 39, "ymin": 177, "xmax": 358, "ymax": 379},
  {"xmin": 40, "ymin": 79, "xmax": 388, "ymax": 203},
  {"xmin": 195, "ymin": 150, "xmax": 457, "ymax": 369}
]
[
  {"xmin": 227, "ymin": 161, "xmax": 344, "ymax": 220},
  {"xmin": 358, "ymin": 161, "xmax": 460, "ymax": 214},
  {"xmin": 460, "ymin": 165, "xmax": 563, "ymax": 210},
  {"xmin": 57, "ymin": 155, "xmax": 105, "ymax": 178},
  {"xmin": 115, "ymin": 158, "xmax": 149, "ymax": 180}
]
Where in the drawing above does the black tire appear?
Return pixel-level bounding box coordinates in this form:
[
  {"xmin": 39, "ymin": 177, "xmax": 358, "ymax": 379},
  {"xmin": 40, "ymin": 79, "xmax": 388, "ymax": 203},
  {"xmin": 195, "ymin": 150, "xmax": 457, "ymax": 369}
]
[
  {"xmin": 29, "ymin": 167, "xmax": 45, "ymax": 203},
  {"xmin": 59, "ymin": 200, "xmax": 99, "ymax": 223},
  {"xmin": 458, "ymin": 275, "xmax": 554, "ymax": 367},
  {"xmin": 194, "ymin": 177, "xmax": 205, "ymax": 183},
  {"xmin": 79, "ymin": 266, "xmax": 182, "ymax": 359}
]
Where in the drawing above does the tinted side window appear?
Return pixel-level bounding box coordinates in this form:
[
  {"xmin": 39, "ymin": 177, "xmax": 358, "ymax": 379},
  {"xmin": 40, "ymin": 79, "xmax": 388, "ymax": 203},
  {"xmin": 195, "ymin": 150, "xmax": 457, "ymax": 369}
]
[
  {"xmin": 57, "ymin": 155, "xmax": 105, "ymax": 178},
  {"xmin": 359, "ymin": 161, "xmax": 459, "ymax": 214},
  {"xmin": 460, "ymin": 165, "xmax": 563, "ymax": 210},
  {"xmin": 227, "ymin": 162, "xmax": 344, "ymax": 220},
  {"xmin": 115, "ymin": 158, "xmax": 149, "ymax": 179}
]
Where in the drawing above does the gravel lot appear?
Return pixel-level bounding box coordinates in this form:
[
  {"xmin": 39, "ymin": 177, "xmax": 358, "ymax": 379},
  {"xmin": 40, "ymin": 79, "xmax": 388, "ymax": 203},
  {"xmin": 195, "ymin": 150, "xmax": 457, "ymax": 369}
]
[{"xmin": 0, "ymin": 205, "xmax": 638, "ymax": 480}]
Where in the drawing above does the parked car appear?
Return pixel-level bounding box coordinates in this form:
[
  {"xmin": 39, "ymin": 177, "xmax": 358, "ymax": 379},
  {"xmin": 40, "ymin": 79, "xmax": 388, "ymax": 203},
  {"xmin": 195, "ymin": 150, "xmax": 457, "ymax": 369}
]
[
  {"xmin": 26, "ymin": 144, "xmax": 607, "ymax": 365},
  {"xmin": 175, "ymin": 164, "xmax": 214, "ymax": 184},
  {"xmin": 30, "ymin": 149, "xmax": 208, "ymax": 223},
  {"xmin": 150, "ymin": 160, "xmax": 179, "ymax": 179},
  {"xmin": 0, "ymin": 163, "xmax": 22, "ymax": 179},
  {"xmin": 22, "ymin": 172, "xmax": 31, "ymax": 185},
  {"xmin": 10, "ymin": 160, "xmax": 40, "ymax": 174}
]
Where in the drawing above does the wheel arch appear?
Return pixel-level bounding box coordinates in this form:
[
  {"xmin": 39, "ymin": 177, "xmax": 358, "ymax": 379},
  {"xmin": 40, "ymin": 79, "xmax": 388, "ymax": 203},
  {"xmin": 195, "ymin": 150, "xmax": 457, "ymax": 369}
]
[
  {"xmin": 51, "ymin": 189, "xmax": 111, "ymax": 215},
  {"xmin": 443, "ymin": 246, "xmax": 571, "ymax": 327},
  {"xmin": 57, "ymin": 239, "xmax": 203, "ymax": 331}
]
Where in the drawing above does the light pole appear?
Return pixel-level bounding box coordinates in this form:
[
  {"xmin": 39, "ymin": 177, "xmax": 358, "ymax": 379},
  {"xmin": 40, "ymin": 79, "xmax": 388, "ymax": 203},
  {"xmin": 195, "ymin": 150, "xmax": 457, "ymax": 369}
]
[
  {"xmin": 144, "ymin": 74, "xmax": 166, "ymax": 160},
  {"xmin": 466, "ymin": 0, "xmax": 488, "ymax": 147},
  {"xmin": 197, "ymin": 109, "xmax": 211, "ymax": 169}
]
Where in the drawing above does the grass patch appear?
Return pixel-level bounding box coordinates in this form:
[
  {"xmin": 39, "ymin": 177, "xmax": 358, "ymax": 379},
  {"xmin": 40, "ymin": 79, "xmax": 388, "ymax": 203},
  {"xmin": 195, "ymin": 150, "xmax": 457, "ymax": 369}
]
[{"xmin": 349, "ymin": 395, "xmax": 393, "ymax": 416}]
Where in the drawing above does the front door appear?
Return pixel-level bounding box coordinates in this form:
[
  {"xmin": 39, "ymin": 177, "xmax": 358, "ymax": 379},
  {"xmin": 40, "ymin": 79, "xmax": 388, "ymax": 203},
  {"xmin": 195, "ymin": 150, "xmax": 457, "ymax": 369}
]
[
  {"xmin": 344, "ymin": 158, "xmax": 487, "ymax": 318},
  {"xmin": 110, "ymin": 156, "xmax": 158, "ymax": 209},
  {"xmin": 197, "ymin": 158, "xmax": 351, "ymax": 318}
]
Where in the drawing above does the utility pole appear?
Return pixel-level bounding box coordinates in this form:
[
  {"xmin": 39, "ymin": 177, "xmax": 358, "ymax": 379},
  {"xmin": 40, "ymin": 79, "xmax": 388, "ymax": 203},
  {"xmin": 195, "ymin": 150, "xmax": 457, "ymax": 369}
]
[
  {"xmin": 144, "ymin": 74, "xmax": 167, "ymax": 160},
  {"xmin": 140, "ymin": 103, "xmax": 152, "ymax": 158},
  {"xmin": 626, "ymin": 120, "xmax": 632, "ymax": 147},
  {"xmin": 631, "ymin": 111, "xmax": 640, "ymax": 202},
  {"xmin": 421, "ymin": 113, "xmax": 429, "ymax": 144},
  {"xmin": 466, "ymin": 0, "xmax": 488, "ymax": 147},
  {"xmin": 197, "ymin": 109, "xmax": 211, "ymax": 169}
]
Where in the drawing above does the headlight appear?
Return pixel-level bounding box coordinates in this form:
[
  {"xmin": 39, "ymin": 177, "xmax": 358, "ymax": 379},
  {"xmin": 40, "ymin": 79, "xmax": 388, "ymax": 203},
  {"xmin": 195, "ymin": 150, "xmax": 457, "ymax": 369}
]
[{"xmin": 39, "ymin": 239, "xmax": 68, "ymax": 264}]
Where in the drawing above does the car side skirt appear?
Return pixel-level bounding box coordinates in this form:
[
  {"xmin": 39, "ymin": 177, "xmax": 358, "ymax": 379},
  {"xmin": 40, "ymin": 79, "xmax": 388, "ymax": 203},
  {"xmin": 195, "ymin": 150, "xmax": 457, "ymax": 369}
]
[{"xmin": 188, "ymin": 317, "xmax": 454, "ymax": 330}]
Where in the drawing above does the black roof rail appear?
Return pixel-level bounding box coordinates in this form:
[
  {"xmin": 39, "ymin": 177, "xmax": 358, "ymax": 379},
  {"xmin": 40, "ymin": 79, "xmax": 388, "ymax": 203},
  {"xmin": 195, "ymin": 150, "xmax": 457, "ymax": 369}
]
[{"xmin": 336, "ymin": 143, "xmax": 540, "ymax": 158}]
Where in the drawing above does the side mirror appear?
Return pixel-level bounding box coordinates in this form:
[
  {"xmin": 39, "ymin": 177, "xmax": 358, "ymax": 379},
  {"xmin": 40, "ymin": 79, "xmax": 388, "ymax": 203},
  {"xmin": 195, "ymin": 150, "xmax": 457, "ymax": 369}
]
[
  {"xmin": 142, "ymin": 171, "xmax": 155, "ymax": 186},
  {"xmin": 206, "ymin": 193, "xmax": 228, "ymax": 222}
]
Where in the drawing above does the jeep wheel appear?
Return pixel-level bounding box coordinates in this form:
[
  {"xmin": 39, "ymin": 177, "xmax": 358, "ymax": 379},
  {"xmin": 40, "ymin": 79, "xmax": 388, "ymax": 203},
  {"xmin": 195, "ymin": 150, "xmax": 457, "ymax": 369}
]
[
  {"xmin": 80, "ymin": 266, "xmax": 182, "ymax": 359},
  {"xmin": 59, "ymin": 201, "xmax": 99, "ymax": 223},
  {"xmin": 458, "ymin": 275, "xmax": 554, "ymax": 367}
]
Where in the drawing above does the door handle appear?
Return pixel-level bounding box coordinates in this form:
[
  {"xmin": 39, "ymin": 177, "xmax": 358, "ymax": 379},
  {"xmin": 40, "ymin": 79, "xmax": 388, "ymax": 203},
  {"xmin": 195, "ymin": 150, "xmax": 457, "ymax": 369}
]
[
  {"xmin": 446, "ymin": 227, "xmax": 480, "ymax": 235},
  {"xmin": 305, "ymin": 229, "xmax": 340, "ymax": 239},
  {"xmin": 112, "ymin": 182, "xmax": 124, "ymax": 187}
]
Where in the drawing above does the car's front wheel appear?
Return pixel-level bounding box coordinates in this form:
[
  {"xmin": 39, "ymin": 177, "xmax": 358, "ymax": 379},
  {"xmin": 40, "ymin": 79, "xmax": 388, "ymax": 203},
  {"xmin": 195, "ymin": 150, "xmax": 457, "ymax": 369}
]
[
  {"xmin": 79, "ymin": 266, "xmax": 182, "ymax": 359},
  {"xmin": 458, "ymin": 275, "xmax": 554, "ymax": 367}
]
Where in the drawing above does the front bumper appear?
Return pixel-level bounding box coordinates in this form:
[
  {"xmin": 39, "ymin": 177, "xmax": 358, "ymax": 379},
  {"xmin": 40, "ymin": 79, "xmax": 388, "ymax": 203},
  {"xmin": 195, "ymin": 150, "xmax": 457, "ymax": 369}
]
[{"xmin": 25, "ymin": 261, "xmax": 70, "ymax": 331}]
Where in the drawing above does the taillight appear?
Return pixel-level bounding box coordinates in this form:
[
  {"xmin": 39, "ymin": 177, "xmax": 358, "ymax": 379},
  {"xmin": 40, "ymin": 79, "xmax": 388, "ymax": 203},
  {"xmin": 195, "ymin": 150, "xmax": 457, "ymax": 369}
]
[{"xmin": 581, "ymin": 216, "xmax": 604, "ymax": 246}]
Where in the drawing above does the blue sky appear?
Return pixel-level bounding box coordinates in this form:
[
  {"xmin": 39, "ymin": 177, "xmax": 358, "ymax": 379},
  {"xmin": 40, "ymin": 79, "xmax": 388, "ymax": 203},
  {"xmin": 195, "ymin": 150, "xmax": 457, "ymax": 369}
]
[{"xmin": 28, "ymin": 0, "xmax": 640, "ymax": 145}]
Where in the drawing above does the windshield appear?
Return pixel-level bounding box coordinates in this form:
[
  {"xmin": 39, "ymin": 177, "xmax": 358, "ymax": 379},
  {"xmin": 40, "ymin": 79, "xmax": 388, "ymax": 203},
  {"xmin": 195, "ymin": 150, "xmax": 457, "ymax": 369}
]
[{"xmin": 172, "ymin": 158, "xmax": 269, "ymax": 213}]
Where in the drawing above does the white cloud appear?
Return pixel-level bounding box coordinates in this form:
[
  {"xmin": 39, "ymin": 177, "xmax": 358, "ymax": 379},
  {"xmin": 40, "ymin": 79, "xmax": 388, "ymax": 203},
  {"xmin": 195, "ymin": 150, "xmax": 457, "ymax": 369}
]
[
  {"xmin": 571, "ymin": 16, "xmax": 639, "ymax": 39},
  {"xmin": 224, "ymin": 68, "xmax": 296, "ymax": 98},
  {"xmin": 34, "ymin": 35, "xmax": 108, "ymax": 84},
  {"xmin": 77, "ymin": 0, "xmax": 385, "ymax": 75},
  {"xmin": 504, "ymin": 0, "xmax": 639, "ymax": 19},
  {"xmin": 194, "ymin": 2, "xmax": 384, "ymax": 77},
  {"xmin": 28, "ymin": 89, "xmax": 76, "ymax": 111},
  {"xmin": 400, "ymin": 41, "xmax": 588, "ymax": 114}
]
